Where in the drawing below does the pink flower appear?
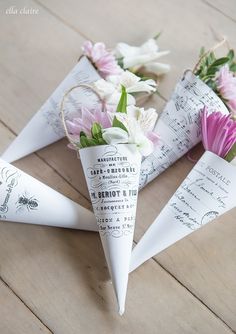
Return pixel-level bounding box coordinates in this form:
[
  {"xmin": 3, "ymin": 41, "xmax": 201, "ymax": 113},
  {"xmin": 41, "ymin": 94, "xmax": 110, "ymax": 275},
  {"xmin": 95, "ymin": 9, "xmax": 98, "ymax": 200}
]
[
  {"xmin": 201, "ymin": 107, "xmax": 236, "ymax": 158},
  {"xmin": 82, "ymin": 41, "xmax": 122, "ymax": 78},
  {"xmin": 66, "ymin": 107, "xmax": 111, "ymax": 142},
  {"xmin": 216, "ymin": 65, "xmax": 236, "ymax": 115}
]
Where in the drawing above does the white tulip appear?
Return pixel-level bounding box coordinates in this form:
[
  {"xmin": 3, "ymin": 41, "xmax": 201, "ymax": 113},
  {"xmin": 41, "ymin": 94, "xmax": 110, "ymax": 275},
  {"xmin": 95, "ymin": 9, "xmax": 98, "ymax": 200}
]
[{"xmin": 102, "ymin": 127, "xmax": 128, "ymax": 145}]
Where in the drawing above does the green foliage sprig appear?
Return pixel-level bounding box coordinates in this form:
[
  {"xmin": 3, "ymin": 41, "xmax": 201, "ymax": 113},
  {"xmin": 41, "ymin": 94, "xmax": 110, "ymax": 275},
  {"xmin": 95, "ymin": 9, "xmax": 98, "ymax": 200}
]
[
  {"xmin": 194, "ymin": 48, "xmax": 236, "ymax": 90},
  {"xmin": 79, "ymin": 123, "xmax": 107, "ymax": 148}
]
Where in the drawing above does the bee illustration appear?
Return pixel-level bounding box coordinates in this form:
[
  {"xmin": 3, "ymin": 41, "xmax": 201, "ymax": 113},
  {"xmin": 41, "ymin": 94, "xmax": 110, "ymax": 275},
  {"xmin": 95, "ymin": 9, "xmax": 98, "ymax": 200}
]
[{"xmin": 16, "ymin": 193, "xmax": 39, "ymax": 213}]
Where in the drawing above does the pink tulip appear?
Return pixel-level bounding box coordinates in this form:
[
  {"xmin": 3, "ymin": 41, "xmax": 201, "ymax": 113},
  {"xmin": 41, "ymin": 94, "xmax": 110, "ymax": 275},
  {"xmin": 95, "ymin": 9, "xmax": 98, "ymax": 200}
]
[
  {"xmin": 201, "ymin": 107, "xmax": 236, "ymax": 158},
  {"xmin": 82, "ymin": 41, "xmax": 122, "ymax": 78},
  {"xmin": 216, "ymin": 65, "xmax": 236, "ymax": 115}
]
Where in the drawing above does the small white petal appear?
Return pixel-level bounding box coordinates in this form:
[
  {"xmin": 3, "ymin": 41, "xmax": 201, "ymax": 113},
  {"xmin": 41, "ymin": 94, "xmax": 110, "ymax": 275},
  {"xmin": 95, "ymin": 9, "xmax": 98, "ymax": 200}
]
[
  {"xmin": 102, "ymin": 127, "xmax": 128, "ymax": 145},
  {"xmin": 144, "ymin": 62, "xmax": 171, "ymax": 75}
]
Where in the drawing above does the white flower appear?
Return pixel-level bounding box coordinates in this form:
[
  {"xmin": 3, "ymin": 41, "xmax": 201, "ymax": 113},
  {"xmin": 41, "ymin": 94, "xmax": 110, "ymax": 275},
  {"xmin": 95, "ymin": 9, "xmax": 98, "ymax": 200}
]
[
  {"xmin": 92, "ymin": 78, "xmax": 135, "ymax": 105},
  {"xmin": 115, "ymin": 38, "xmax": 170, "ymax": 75},
  {"xmin": 102, "ymin": 127, "xmax": 128, "ymax": 145},
  {"xmin": 92, "ymin": 70, "xmax": 156, "ymax": 107},
  {"xmin": 127, "ymin": 121, "xmax": 154, "ymax": 156},
  {"xmin": 110, "ymin": 106, "xmax": 158, "ymax": 156},
  {"xmin": 126, "ymin": 105, "xmax": 158, "ymax": 132},
  {"xmin": 108, "ymin": 70, "xmax": 157, "ymax": 94},
  {"xmin": 92, "ymin": 79, "xmax": 115, "ymax": 99}
]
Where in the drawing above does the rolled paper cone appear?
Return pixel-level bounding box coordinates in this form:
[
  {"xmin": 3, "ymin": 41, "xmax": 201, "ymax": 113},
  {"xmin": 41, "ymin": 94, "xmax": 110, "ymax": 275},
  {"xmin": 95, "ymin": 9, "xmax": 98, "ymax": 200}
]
[
  {"xmin": 80, "ymin": 144, "xmax": 141, "ymax": 315},
  {"xmin": 0, "ymin": 159, "xmax": 97, "ymax": 231},
  {"xmin": 2, "ymin": 56, "xmax": 100, "ymax": 163},
  {"xmin": 131, "ymin": 151, "xmax": 236, "ymax": 272},
  {"xmin": 139, "ymin": 70, "xmax": 229, "ymax": 188}
]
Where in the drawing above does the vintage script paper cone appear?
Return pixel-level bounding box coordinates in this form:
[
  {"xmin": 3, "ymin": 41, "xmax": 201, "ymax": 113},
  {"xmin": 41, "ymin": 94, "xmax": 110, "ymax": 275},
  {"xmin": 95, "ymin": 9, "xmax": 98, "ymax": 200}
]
[
  {"xmin": 131, "ymin": 151, "xmax": 236, "ymax": 271},
  {"xmin": 0, "ymin": 159, "xmax": 97, "ymax": 231},
  {"xmin": 139, "ymin": 70, "xmax": 229, "ymax": 188},
  {"xmin": 80, "ymin": 144, "xmax": 141, "ymax": 314},
  {"xmin": 2, "ymin": 57, "xmax": 100, "ymax": 163}
]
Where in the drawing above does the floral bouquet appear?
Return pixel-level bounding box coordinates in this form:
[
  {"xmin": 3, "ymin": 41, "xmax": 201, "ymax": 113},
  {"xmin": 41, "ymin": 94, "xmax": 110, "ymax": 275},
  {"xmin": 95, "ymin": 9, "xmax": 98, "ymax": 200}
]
[
  {"xmin": 131, "ymin": 108, "xmax": 236, "ymax": 271},
  {"xmin": 2, "ymin": 36, "xmax": 169, "ymax": 163},
  {"xmin": 63, "ymin": 86, "xmax": 159, "ymax": 314},
  {"xmin": 139, "ymin": 42, "xmax": 236, "ymax": 188},
  {"xmin": 0, "ymin": 158, "xmax": 97, "ymax": 231}
]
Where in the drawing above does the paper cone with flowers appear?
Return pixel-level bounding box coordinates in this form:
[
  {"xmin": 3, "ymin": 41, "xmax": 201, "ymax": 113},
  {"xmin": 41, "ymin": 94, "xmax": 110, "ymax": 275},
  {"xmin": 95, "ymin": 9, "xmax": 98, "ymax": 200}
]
[
  {"xmin": 2, "ymin": 35, "xmax": 169, "ymax": 164},
  {"xmin": 1, "ymin": 56, "xmax": 101, "ymax": 163},
  {"xmin": 131, "ymin": 108, "xmax": 236, "ymax": 272},
  {"xmin": 63, "ymin": 86, "xmax": 159, "ymax": 314},
  {"xmin": 140, "ymin": 42, "xmax": 236, "ymax": 188}
]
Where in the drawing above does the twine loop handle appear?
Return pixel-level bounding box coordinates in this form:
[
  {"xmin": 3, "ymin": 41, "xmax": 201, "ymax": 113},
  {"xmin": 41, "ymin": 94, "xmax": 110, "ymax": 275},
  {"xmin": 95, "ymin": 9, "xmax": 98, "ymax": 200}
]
[{"xmin": 193, "ymin": 37, "xmax": 230, "ymax": 73}]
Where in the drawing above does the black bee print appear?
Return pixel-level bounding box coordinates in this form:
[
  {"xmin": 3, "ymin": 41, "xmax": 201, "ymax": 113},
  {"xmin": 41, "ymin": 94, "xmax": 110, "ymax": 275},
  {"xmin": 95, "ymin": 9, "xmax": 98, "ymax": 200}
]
[{"xmin": 16, "ymin": 193, "xmax": 39, "ymax": 213}]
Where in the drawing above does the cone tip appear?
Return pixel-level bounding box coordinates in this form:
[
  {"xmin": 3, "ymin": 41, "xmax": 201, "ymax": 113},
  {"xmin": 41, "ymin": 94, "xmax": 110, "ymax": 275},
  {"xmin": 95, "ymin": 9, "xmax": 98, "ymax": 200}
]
[{"xmin": 118, "ymin": 306, "xmax": 125, "ymax": 316}]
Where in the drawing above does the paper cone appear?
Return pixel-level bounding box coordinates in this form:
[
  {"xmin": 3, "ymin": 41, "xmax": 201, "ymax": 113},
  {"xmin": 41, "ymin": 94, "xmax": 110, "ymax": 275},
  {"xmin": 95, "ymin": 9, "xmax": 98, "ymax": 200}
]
[
  {"xmin": 0, "ymin": 159, "xmax": 97, "ymax": 231},
  {"xmin": 139, "ymin": 70, "xmax": 229, "ymax": 188},
  {"xmin": 2, "ymin": 56, "xmax": 100, "ymax": 163},
  {"xmin": 131, "ymin": 151, "xmax": 236, "ymax": 271},
  {"xmin": 80, "ymin": 144, "xmax": 141, "ymax": 314}
]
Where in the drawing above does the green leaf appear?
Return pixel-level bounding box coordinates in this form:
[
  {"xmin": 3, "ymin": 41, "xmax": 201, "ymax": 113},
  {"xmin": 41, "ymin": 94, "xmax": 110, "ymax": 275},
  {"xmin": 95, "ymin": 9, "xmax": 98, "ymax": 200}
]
[
  {"xmin": 225, "ymin": 142, "xmax": 236, "ymax": 162},
  {"xmin": 201, "ymin": 73, "xmax": 216, "ymax": 82},
  {"xmin": 153, "ymin": 31, "xmax": 162, "ymax": 40},
  {"xmin": 230, "ymin": 63, "xmax": 236, "ymax": 72},
  {"xmin": 116, "ymin": 85, "xmax": 127, "ymax": 113},
  {"xmin": 206, "ymin": 66, "xmax": 218, "ymax": 76},
  {"xmin": 208, "ymin": 57, "xmax": 229, "ymax": 69},
  {"xmin": 91, "ymin": 122, "xmax": 102, "ymax": 140},
  {"xmin": 98, "ymin": 138, "xmax": 107, "ymax": 145},
  {"xmin": 87, "ymin": 138, "xmax": 97, "ymax": 146},
  {"xmin": 208, "ymin": 52, "xmax": 216, "ymax": 64},
  {"xmin": 205, "ymin": 80, "xmax": 217, "ymax": 91},
  {"xmin": 80, "ymin": 135, "xmax": 97, "ymax": 148},
  {"xmin": 112, "ymin": 116, "xmax": 128, "ymax": 133},
  {"xmin": 117, "ymin": 57, "xmax": 124, "ymax": 68},
  {"xmin": 80, "ymin": 131, "xmax": 87, "ymax": 138},
  {"xmin": 199, "ymin": 46, "xmax": 205, "ymax": 57},
  {"xmin": 227, "ymin": 49, "xmax": 234, "ymax": 64},
  {"xmin": 80, "ymin": 135, "xmax": 88, "ymax": 148}
]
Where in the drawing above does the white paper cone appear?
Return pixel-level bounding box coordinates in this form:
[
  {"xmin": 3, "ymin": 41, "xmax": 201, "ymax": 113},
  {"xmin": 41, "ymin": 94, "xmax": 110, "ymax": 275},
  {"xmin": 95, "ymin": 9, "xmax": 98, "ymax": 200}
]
[
  {"xmin": 2, "ymin": 56, "xmax": 100, "ymax": 163},
  {"xmin": 80, "ymin": 144, "xmax": 141, "ymax": 314},
  {"xmin": 0, "ymin": 159, "xmax": 97, "ymax": 231},
  {"xmin": 139, "ymin": 71, "xmax": 229, "ymax": 188},
  {"xmin": 131, "ymin": 151, "xmax": 236, "ymax": 271}
]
